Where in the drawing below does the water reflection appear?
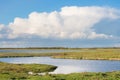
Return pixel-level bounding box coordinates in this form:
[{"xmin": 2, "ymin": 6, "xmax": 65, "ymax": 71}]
[
  {"xmin": 0, "ymin": 57, "xmax": 120, "ymax": 74},
  {"xmin": 53, "ymin": 66, "xmax": 85, "ymax": 74}
]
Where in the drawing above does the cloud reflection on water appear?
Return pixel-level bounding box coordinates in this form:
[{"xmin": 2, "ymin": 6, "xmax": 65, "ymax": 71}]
[
  {"xmin": 0, "ymin": 57, "xmax": 120, "ymax": 74},
  {"xmin": 52, "ymin": 65, "xmax": 88, "ymax": 74}
]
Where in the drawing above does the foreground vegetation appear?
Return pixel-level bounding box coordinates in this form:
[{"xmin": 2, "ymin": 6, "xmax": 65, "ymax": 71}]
[
  {"xmin": 28, "ymin": 71, "xmax": 120, "ymax": 80},
  {"xmin": 0, "ymin": 62, "xmax": 57, "ymax": 80},
  {"xmin": 0, "ymin": 65, "xmax": 120, "ymax": 80}
]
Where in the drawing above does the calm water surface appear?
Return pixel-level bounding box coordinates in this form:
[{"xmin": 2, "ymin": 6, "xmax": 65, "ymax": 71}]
[
  {"xmin": 0, "ymin": 57, "xmax": 120, "ymax": 74},
  {"xmin": 0, "ymin": 49, "xmax": 80, "ymax": 53}
]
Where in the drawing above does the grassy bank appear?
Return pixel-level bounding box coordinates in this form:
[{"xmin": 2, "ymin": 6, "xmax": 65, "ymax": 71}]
[
  {"xmin": 0, "ymin": 70, "xmax": 120, "ymax": 80},
  {"xmin": 0, "ymin": 62, "xmax": 57, "ymax": 80},
  {"xmin": 52, "ymin": 48, "xmax": 120, "ymax": 60}
]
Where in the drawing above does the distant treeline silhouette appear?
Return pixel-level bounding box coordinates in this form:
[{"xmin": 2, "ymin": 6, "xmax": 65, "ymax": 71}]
[{"xmin": 0, "ymin": 47, "xmax": 120, "ymax": 49}]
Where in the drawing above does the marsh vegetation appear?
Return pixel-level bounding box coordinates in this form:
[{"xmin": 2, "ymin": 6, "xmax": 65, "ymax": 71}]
[
  {"xmin": 0, "ymin": 62, "xmax": 57, "ymax": 80},
  {"xmin": 0, "ymin": 48, "xmax": 120, "ymax": 60}
]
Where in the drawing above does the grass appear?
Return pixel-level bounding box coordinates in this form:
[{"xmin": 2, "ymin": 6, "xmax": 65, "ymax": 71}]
[
  {"xmin": 0, "ymin": 70, "xmax": 120, "ymax": 80},
  {"xmin": 52, "ymin": 48, "xmax": 120, "ymax": 60},
  {"xmin": 46, "ymin": 72, "xmax": 120, "ymax": 80},
  {"xmin": 0, "ymin": 62, "xmax": 57, "ymax": 80},
  {"xmin": 0, "ymin": 62, "xmax": 57, "ymax": 73}
]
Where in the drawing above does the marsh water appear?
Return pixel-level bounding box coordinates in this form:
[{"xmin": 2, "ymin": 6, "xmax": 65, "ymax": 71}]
[
  {"xmin": 0, "ymin": 49, "xmax": 81, "ymax": 53},
  {"xmin": 0, "ymin": 57, "xmax": 120, "ymax": 74}
]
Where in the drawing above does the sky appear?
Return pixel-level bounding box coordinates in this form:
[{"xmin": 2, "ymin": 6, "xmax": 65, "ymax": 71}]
[{"xmin": 0, "ymin": 0, "xmax": 120, "ymax": 48}]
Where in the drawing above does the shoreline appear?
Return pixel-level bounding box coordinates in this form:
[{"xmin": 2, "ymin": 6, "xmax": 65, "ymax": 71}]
[
  {"xmin": 0, "ymin": 54, "xmax": 120, "ymax": 61},
  {"xmin": 52, "ymin": 56, "xmax": 120, "ymax": 61},
  {"xmin": 0, "ymin": 55, "xmax": 120, "ymax": 61}
]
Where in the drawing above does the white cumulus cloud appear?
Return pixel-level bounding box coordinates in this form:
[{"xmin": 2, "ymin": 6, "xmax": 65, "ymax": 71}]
[
  {"xmin": 0, "ymin": 24, "xmax": 5, "ymax": 38},
  {"xmin": 0, "ymin": 24, "xmax": 4, "ymax": 30},
  {"xmin": 8, "ymin": 6, "xmax": 120, "ymax": 39}
]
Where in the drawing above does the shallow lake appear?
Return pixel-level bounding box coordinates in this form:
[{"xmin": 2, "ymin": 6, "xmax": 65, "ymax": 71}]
[
  {"xmin": 0, "ymin": 49, "xmax": 80, "ymax": 53},
  {"xmin": 0, "ymin": 57, "xmax": 120, "ymax": 74}
]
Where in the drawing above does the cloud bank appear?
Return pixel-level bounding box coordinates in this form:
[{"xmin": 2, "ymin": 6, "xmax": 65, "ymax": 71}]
[{"xmin": 7, "ymin": 6, "xmax": 120, "ymax": 39}]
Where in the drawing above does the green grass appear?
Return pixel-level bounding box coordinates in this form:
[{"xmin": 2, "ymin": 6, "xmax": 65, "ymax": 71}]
[
  {"xmin": 0, "ymin": 71, "xmax": 120, "ymax": 80},
  {"xmin": 0, "ymin": 62, "xmax": 57, "ymax": 80},
  {"xmin": 0, "ymin": 62, "xmax": 57, "ymax": 73}
]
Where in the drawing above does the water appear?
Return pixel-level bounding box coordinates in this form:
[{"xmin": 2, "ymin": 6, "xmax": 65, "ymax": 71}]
[
  {"xmin": 0, "ymin": 49, "xmax": 80, "ymax": 53},
  {"xmin": 0, "ymin": 57, "xmax": 119, "ymax": 74}
]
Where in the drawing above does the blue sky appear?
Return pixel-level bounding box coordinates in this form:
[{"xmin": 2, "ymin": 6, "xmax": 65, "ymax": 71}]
[
  {"xmin": 0, "ymin": 0, "xmax": 120, "ymax": 48},
  {"xmin": 1, "ymin": 0, "xmax": 120, "ymax": 24}
]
